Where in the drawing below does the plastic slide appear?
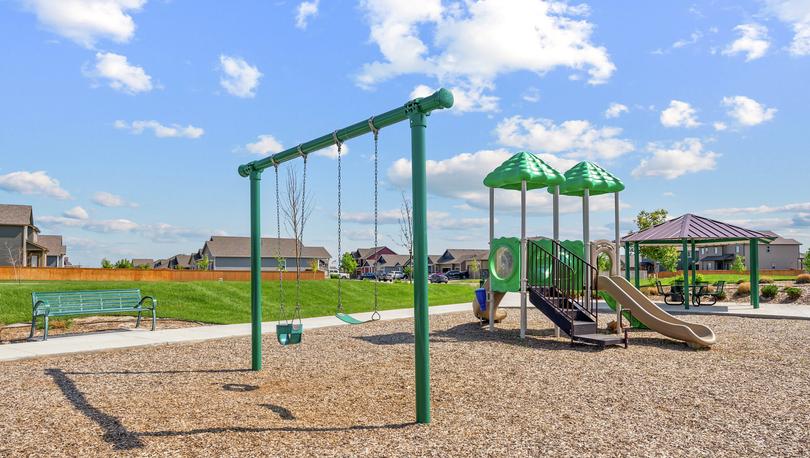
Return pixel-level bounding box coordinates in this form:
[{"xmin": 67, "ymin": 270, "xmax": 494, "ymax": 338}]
[{"xmin": 597, "ymin": 275, "xmax": 716, "ymax": 348}]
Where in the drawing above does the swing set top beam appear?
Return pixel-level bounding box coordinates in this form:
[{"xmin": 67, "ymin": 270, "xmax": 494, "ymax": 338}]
[{"xmin": 238, "ymin": 88, "xmax": 454, "ymax": 177}]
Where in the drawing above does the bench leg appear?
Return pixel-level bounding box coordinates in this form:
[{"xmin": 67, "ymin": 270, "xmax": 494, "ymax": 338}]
[
  {"xmin": 135, "ymin": 310, "xmax": 142, "ymax": 328},
  {"xmin": 43, "ymin": 315, "xmax": 49, "ymax": 341},
  {"xmin": 29, "ymin": 316, "xmax": 37, "ymax": 340},
  {"xmin": 151, "ymin": 308, "xmax": 156, "ymax": 331}
]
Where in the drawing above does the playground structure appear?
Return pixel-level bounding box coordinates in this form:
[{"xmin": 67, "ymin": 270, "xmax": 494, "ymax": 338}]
[
  {"xmin": 482, "ymin": 152, "xmax": 717, "ymax": 348},
  {"xmin": 237, "ymin": 88, "xmax": 454, "ymax": 424}
]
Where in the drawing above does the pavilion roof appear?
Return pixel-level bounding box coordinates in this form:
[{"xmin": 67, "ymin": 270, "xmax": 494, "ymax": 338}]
[{"xmin": 622, "ymin": 213, "xmax": 776, "ymax": 244}]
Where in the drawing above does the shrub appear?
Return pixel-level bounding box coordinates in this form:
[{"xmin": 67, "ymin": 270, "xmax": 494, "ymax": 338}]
[
  {"xmin": 695, "ymin": 273, "xmax": 707, "ymax": 284},
  {"xmin": 761, "ymin": 285, "xmax": 779, "ymax": 299},
  {"xmin": 736, "ymin": 279, "xmax": 747, "ymax": 285},
  {"xmin": 796, "ymin": 274, "xmax": 810, "ymax": 284},
  {"xmin": 786, "ymin": 287, "xmax": 802, "ymax": 301},
  {"xmin": 736, "ymin": 282, "xmax": 751, "ymax": 295},
  {"xmin": 759, "ymin": 276, "xmax": 774, "ymax": 284},
  {"xmin": 644, "ymin": 287, "xmax": 658, "ymax": 296},
  {"xmin": 716, "ymin": 291, "xmax": 728, "ymax": 301}
]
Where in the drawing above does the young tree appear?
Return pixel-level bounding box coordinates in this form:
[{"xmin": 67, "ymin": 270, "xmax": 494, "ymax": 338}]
[
  {"xmin": 634, "ymin": 209, "xmax": 680, "ymax": 272},
  {"xmin": 195, "ymin": 255, "xmax": 210, "ymax": 270},
  {"xmin": 731, "ymin": 255, "xmax": 746, "ymax": 273},
  {"xmin": 114, "ymin": 259, "xmax": 133, "ymax": 269},
  {"xmin": 281, "ymin": 166, "xmax": 313, "ymax": 281},
  {"xmin": 3, "ymin": 241, "xmax": 21, "ymax": 283},
  {"xmin": 101, "ymin": 258, "xmax": 113, "ymax": 269},
  {"xmin": 597, "ymin": 253, "xmax": 612, "ymax": 273},
  {"xmin": 309, "ymin": 258, "xmax": 320, "ymax": 273},
  {"xmin": 398, "ymin": 192, "xmax": 414, "ymax": 282},
  {"xmin": 804, "ymin": 251, "xmax": 810, "ymax": 272},
  {"xmin": 468, "ymin": 258, "xmax": 481, "ymax": 279},
  {"xmin": 340, "ymin": 252, "xmax": 357, "ymax": 277}
]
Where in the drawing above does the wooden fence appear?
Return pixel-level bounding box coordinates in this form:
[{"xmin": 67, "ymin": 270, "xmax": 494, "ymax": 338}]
[
  {"xmin": 0, "ymin": 267, "xmax": 326, "ymax": 282},
  {"xmin": 657, "ymin": 269, "xmax": 803, "ymax": 278}
]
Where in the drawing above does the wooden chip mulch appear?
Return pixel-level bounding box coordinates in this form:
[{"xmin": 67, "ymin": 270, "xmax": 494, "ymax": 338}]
[{"xmin": 0, "ymin": 310, "xmax": 808, "ymax": 457}]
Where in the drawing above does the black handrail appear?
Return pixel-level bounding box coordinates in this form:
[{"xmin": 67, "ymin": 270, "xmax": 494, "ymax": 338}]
[{"xmin": 548, "ymin": 239, "xmax": 599, "ymax": 322}]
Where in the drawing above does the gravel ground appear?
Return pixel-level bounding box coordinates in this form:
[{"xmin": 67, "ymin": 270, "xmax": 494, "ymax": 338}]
[
  {"xmin": 0, "ymin": 316, "xmax": 201, "ymax": 344},
  {"xmin": 0, "ymin": 311, "xmax": 808, "ymax": 457}
]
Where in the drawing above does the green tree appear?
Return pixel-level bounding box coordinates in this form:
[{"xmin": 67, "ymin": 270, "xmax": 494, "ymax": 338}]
[
  {"xmin": 101, "ymin": 258, "xmax": 113, "ymax": 269},
  {"xmin": 195, "ymin": 255, "xmax": 210, "ymax": 270},
  {"xmin": 731, "ymin": 255, "xmax": 746, "ymax": 273},
  {"xmin": 468, "ymin": 258, "xmax": 481, "ymax": 278},
  {"xmin": 309, "ymin": 258, "xmax": 320, "ymax": 273},
  {"xmin": 114, "ymin": 259, "xmax": 133, "ymax": 269},
  {"xmin": 597, "ymin": 253, "xmax": 612, "ymax": 272},
  {"xmin": 340, "ymin": 252, "xmax": 357, "ymax": 277},
  {"xmin": 402, "ymin": 265, "xmax": 413, "ymax": 279},
  {"xmin": 634, "ymin": 209, "xmax": 679, "ymax": 272},
  {"xmin": 804, "ymin": 251, "xmax": 810, "ymax": 272}
]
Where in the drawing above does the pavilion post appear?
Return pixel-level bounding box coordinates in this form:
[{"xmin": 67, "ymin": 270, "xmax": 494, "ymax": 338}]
[
  {"xmin": 624, "ymin": 241, "xmax": 630, "ymax": 281},
  {"xmin": 614, "ymin": 192, "xmax": 620, "ymax": 276},
  {"xmin": 488, "ymin": 187, "xmax": 494, "ymax": 331},
  {"xmin": 633, "ymin": 242, "xmax": 640, "ymax": 288},
  {"xmin": 520, "ymin": 180, "xmax": 527, "ymax": 339},
  {"xmin": 582, "ymin": 188, "xmax": 590, "ymax": 302},
  {"xmin": 691, "ymin": 240, "xmax": 697, "ymax": 285},
  {"xmin": 682, "ymin": 239, "xmax": 690, "ymax": 309},
  {"xmin": 750, "ymin": 238, "xmax": 760, "ymax": 309}
]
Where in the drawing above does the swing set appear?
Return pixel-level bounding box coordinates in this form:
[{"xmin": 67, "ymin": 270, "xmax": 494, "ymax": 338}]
[{"xmin": 237, "ymin": 88, "xmax": 454, "ymax": 424}]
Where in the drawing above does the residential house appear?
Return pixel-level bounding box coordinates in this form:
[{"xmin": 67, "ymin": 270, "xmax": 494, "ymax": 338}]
[
  {"xmin": 375, "ymin": 254, "xmax": 412, "ymax": 275},
  {"xmin": 697, "ymin": 231, "xmax": 802, "ymax": 271},
  {"xmin": 166, "ymin": 254, "xmax": 193, "ymax": 270},
  {"xmin": 153, "ymin": 259, "xmax": 169, "ymax": 269},
  {"xmin": 0, "ymin": 204, "xmax": 68, "ymax": 267},
  {"xmin": 351, "ymin": 246, "xmax": 397, "ymax": 275},
  {"xmin": 434, "ymin": 248, "xmax": 489, "ymax": 278},
  {"xmin": 200, "ymin": 236, "xmax": 330, "ymax": 272},
  {"xmin": 132, "ymin": 258, "xmax": 154, "ymax": 269}
]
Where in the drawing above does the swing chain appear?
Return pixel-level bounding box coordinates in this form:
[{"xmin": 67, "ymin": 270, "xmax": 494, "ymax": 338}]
[
  {"xmin": 295, "ymin": 154, "xmax": 308, "ymax": 320},
  {"xmin": 368, "ymin": 117, "xmax": 381, "ymax": 321},
  {"xmin": 333, "ymin": 131, "xmax": 344, "ymax": 315},
  {"xmin": 275, "ymin": 164, "xmax": 287, "ymax": 325}
]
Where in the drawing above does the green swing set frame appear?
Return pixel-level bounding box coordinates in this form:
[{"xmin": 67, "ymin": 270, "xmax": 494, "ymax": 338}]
[{"xmin": 237, "ymin": 88, "xmax": 454, "ymax": 424}]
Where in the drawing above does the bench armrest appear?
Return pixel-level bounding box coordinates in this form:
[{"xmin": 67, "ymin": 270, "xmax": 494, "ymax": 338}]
[
  {"xmin": 138, "ymin": 296, "xmax": 157, "ymax": 310},
  {"xmin": 33, "ymin": 300, "xmax": 48, "ymax": 316}
]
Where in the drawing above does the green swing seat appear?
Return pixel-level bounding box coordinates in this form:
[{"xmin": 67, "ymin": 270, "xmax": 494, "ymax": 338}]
[
  {"xmin": 335, "ymin": 312, "xmax": 375, "ymax": 325},
  {"xmin": 276, "ymin": 323, "xmax": 303, "ymax": 346}
]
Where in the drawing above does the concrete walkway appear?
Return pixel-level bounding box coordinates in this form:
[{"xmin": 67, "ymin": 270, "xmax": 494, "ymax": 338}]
[{"xmin": 0, "ymin": 303, "xmax": 469, "ymax": 363}]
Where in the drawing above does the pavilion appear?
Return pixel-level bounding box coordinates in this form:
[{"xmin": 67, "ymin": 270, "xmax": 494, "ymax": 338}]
[{"xmin": 622, "ymin": 213, "xmax": 776, "ymax": 308}]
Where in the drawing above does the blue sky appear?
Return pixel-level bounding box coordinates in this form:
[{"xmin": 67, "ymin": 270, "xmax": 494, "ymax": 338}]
[{"xmin": 1, "ymin": 0, "xmax": 809, "ymax": 266}]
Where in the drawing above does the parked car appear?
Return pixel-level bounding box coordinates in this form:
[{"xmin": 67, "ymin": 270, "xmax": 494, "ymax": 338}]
[
  {"xmin": 444, "ymin": 270, "xmax": 469, "ymax": 280},
  {"xmin": 390, "ymin": 271, "xmax": 406, "ymax": 280},
  {"xmin": 359, "ymin": 272, "xmax": 377, "ymax": 281},
  {"xmin": 428, "ymin": 273, "xmax": 449, "ymax": 284},
  {"xmin": 328, "ymin": 268, "xmax": 350, "ymax": 279}
]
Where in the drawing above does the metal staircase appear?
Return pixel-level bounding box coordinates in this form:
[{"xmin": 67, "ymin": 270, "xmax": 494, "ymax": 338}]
[{"xmin": 527, "ymin": 239, "xmax": 624, "ymax": 347}]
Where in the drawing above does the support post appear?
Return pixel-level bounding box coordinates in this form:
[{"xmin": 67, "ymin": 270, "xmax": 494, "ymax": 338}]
[
  {"xmin": 583, "ymin": 188, "xmax": 590, "ymax": 301},
  {"xmin": 488, "ymin": 187, "xmax": 494, "ymax": 332},
  {"xmin": 624, "ymin": 241, "xmax": 630, "ymax": 281},
  {"xmin": 633, "ymin": 242, "xmax": 640, "ymax": 288},
  {"xmin": 553, "ymin": 185, "xmax": 560, "ymax": 338},
  {"xmin": 410, "ymin": 110, "xmax": 431, "ymax": 424},
  {"xmin": 750, "ymin": 238, "xmax": 760, "ymax": 309},
  {"xmin": 691, "ymin": 240, "xmax": 697, "ymax": 285},
  {"xmin": 520, "ymin": 180, "xmax": 527, "ymax": 340},
  {"xmin": 614, "ymin": 192, "xmax": 620, "ymax": 277},
  {"xmin": 682, "ymin": 239, "xmax": 690, "ymax": 309},
  {"xmin": 249, "ymin": 171, "xmax": 263, "ymax": 371}
]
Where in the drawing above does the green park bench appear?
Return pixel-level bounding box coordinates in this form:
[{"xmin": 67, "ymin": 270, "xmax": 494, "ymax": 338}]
[{"xmin": 30, "ymin": 289, "xmax": 157, "ymax": 340}]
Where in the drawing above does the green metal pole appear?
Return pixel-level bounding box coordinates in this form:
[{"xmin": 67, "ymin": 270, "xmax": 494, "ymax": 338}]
[
  {"xmin": 250, "ymin": 171, "xmax": 263, "ymax": 371},
  {"xmin": 682, "ymin": 239, "xmax": 690, "ymax": 309},
  {"xmin": 750, "ymin": 238, "xmax": 760, "ymax": 309},
  {"xmin": 633, "ymin": 242, "xmax": 640, "ymax": 288},
  {"xmin": 410, "ymin": 110, "xmax": 430, "ymax": 424},
  {"xmin": 624, "ymin": 242, "xmax": 630, "ymax": 281},
  {"xmin": 691, "ymin": 240, "xmax": 697, "ymax": 285}
]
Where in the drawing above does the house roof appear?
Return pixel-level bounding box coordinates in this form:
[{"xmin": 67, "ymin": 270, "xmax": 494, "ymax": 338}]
[
  {"xmin": 622, "ymin": 214, "xmax": 775, "ymax": 244},
  {"xmin": 204, "ymin": 236, "xmax": 331, "ymax": 259},
  {"xmin": 551, "ymin": 161, "xmax": 625, "ymax": 197},
  {"xmin": 37, "ymin": 235, "xmax": 66, "ymax": 256},
  {"xmin": 377, "ymin": 254, "xmax": 412, "ymax": 266},
  {"xmin": 483, "ymin": 152, "xmax": 565, "ymax": 191},
  {"xmin": 759, "ymin": 231, "xmax": 801, "ymax": 246},
  {"xmin": 169, "ymin": 254, "xmax": 192, "ymax": 266},
  {"xmin": 438, "ymin": 248, "xmax": 489, "ymax": 263},
  {"xmin": 132, "ymin": 258, "xmax": 154, "ymax": 266},
  {"xmin": 353, "ymin": 246, "xmax": 394, "ymax": 259},
  {"xmin": 0, "ymin": 204, "xmax": 34, "ymax": 226}
]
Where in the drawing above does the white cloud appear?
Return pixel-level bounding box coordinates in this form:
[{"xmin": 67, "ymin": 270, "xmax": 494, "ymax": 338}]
[
  {"xmin": 358, "ymin": 0, "xmax": 615, "ymax": 112},
  {"xmin": 84, "ymin": 218, "xmax": 139, "ymax": 233},
  {"xmin": 632, "ymin": 138, "xmax": 719, "ymax": 180},
  {"xmin": 672, "ymin": 31, "xmax": 702, "ymax": 49},
  {"xmin": 722, "ymin": 23, "xmax": 770, "ymax": 61},
  {"xmin": 721, "ymin": 95, "xmax": 776, "ymax": 126},
  {"xmin": 0, "ymin": 170, "xmax": 71, "ymax": 199},
  {"xmin": 410, "ymin": 83, "xmax": 499, "ymax": 113},
  {"xmin": 87, "ymin": 52, "xmax": 153, "ymax": 94},
  {"xmin": 343, "ymin": 209, "xmax": 400, "ymax": 225},
  {"xmin": 40, "ymin": 215, "xmax": 213, "ymax": 242},
  {"xmin": 138, "ymin": 223, "xmax": 211, "ymax": 243},
  {"xmin": 713, "ymin": 121, "xmax": 728, "ymax": 131},
  {"xmin": 660, "ymin": 100, "xmax": 700, "ymax": 128},
  {"xmin": 295, "ymin": 0, "xmax": 319, "ymax": 29},
  {"xmin": 245, "ymin": 134, "xmax": 284, "ymax": 156},
  {"xmin": 495, "ymin": 116, "xmax": 634, "ymax": 161},
  {"xmin": 63, "ymin": 206, "xmax": 89, "ymax": 220},
  {"xmin": 604, "ymin": 102, "xmax": 628, "ymax": 119},
  {"xmin": 766, "ymin": 0, "xmax": 810, "ymax": 56},
  {"xmin": 24, "ymin": 0, "xmax": 145, "ymax": 48},
  {"xmin": 92, "ymin": 191, "xmax": 137, "ymax": 208},
  {"xmin": 114, "ymin": 120, "xmax": 204, "ymax": 138},
  {"xmin": 705, "ymin": 201, "xmax": 810, "ymax": 216},
  {"xmin": 311, "ymin": 143, "xmax": 349, "ymax": 160},
  {"xmin": 522, "ymin": 87, "xmax": 541, "ymax": 103},
  {"xmin": 219, "ymin": 55, "xmax": 262, "ymax": 98},
  {"xmin": 663, "ymin": 192, "xmax": 675, "ymax": 197}
]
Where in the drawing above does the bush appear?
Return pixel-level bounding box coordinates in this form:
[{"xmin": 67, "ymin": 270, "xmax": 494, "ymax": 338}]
[
  {"xmin": 736, "ymin": 282, "xmax": 751, "ymax": 295},
  {"xmin": 736, "ymin": 279, "xmax": 747, "ymax": 285},
  {"xmin": 796, "ymin": 274, "xmax": 810, "ymax": 284},
  {"xmin": 759, "ymin": 276, "xmax": 774, "ymax": 284},
  {"xmin": 716, "ymin": 291, "xmax": 728, "ymax": 301},
  {"xmin": 786, "ymin": 287, "xmax": 802, "ymax": 301},
  {"xmin": 695, "ymin": 273, "xmax": 707, "ymax": 284},
  {"xmin": 644, "ymin": 287, "xmax": 657, "ymax": 296},
  {"xmin": 761, "ymin": 285, "xmax": 779, "ymax": 299}
]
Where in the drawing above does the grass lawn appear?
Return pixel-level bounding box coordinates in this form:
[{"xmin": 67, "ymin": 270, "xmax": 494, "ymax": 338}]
[
  {"xmin": 0, "ymin": 279, "xmax": 477, "ymax": 326},
  {"xmin": 638, "ymin": 273, "xmax": 798, "ymax": 287}
]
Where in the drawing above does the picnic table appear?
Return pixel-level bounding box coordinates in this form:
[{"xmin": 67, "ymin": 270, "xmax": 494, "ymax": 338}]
[{"xmin": 664, "ymin": 280, "xmax": 708, "ymax": 306}]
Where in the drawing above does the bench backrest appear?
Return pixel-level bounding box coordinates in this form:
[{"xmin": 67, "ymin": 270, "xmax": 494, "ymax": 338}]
[{"xmin": 32, "ymin": 289, "xmax": 143, "ymax": 314}]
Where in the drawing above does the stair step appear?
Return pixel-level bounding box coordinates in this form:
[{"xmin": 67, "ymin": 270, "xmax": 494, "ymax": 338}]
[{"xmin": 574, "ymin": 333, "xmax": 625, "ymax": 347}]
